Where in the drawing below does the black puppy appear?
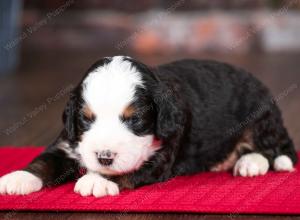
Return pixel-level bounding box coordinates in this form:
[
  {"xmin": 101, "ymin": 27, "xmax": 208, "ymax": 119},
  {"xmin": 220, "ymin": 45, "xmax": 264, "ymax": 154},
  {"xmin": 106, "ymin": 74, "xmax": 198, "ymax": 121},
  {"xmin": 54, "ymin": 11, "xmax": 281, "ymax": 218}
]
[{"xmin": 0, "ymin": 56, "xmax": 297, "ymax": 197}]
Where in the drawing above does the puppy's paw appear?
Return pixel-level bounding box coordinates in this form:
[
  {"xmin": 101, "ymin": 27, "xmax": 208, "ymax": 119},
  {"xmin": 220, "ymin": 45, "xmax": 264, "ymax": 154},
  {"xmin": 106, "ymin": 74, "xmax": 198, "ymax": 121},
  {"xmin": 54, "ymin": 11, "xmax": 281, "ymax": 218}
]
[
  {"xmin": 274, "ymin": 155, "xmax": 294, "ymax": 172},
  {"xmin": 0, "ymin": 171, "xmax": 43, "ymax": 195},
  {"xmin": 74, "ymin": 173, "xmax": 119, "ymax": 197},
  {"xmin": 233, "ymin": 153, "xmax": 269, "ymax": 177}
]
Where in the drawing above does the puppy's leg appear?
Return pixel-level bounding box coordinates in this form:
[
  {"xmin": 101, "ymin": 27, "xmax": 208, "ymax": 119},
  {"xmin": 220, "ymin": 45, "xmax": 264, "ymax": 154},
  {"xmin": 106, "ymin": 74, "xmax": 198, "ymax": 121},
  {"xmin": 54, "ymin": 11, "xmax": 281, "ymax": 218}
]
[
  {"xmin": 253, "ymin": 108, "xmax": 297, "ymax": 172},
  {"xmin": 0, "ymin": 141, "xmax": 79, "ymax": 195},
  {"xmin": 113, "ymin": 148, "xmax": 177, "ymax": 190},
  {"xmin": 234, "ymin": 107, "xmax": 297, "ymax": 176}
]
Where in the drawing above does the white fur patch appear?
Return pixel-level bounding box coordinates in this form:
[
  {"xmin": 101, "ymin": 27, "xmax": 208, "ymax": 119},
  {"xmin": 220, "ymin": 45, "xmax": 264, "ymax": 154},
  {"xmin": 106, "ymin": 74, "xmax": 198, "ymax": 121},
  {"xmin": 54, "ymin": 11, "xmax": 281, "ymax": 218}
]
[
  {"xmin": 274, "ymin": 155, "xmax": 294, "ymax": 172},
  {"xmin": 0, "ymin": 171, "xmax": 43, "ymax": 195},
  {"xmin": 83, "ymin": 56, "xmax": 143, "ymax": 113},
  {"xmin": 77, "ymin": 56, "xmax": 159, "ymax": 175},
  {"xmin": 57, "ymin": 141, "xmax": 79, "ymax": 160},
  {"xmin": 74, "ymin": 172, "xmax": 119, "ymax": 197},
  {"xmin": 233, "ymin": 153, "xmax": 269, "ymax": 177}
]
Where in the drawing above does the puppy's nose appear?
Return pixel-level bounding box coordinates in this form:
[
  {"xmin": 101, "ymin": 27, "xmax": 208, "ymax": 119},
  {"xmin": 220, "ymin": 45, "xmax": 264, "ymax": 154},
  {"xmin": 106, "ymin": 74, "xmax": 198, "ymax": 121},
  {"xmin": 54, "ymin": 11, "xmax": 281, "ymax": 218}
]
[{"xmin": 96, "ymin": 150, "xmax": 115, "ymax": 166}]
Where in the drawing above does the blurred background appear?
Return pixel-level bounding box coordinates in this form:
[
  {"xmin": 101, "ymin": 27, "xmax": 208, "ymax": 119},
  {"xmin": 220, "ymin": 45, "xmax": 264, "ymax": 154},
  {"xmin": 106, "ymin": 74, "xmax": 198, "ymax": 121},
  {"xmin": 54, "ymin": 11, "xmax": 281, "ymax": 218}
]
[{"xmin": 0, "ymin": 0, "xmax": 299, "ymax": 148}]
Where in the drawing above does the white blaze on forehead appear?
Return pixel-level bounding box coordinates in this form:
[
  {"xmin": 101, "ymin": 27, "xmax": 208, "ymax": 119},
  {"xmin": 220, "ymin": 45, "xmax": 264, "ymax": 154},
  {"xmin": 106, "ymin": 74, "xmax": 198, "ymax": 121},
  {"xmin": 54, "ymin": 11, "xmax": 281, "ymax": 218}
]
[{"xmin": 82, "ymin": 56, "xmax": 143, "ymax": 115}]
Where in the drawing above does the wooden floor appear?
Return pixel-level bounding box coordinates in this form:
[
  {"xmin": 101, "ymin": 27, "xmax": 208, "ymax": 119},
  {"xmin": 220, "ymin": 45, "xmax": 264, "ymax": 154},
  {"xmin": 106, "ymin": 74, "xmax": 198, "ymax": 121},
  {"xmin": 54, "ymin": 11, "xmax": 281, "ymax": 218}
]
[
  {"xmin": 0, "ymin": 50, "xmax": 300, "ymax": 219},
  {"xmin": 0, "ymin": 212, "xmax": 299, "ymax": 220}
]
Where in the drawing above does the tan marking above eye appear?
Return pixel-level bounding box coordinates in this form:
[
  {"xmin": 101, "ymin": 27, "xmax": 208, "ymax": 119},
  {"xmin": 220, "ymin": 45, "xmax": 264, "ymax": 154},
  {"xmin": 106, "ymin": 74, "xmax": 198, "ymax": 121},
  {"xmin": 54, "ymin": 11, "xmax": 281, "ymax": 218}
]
[
  {"xmin": 82, "ymin": 105, "xmax": 95, "ymax": 120},
  {"xmin": 122, "ymin": 104, "xmax": 136, "ymax": 119}
]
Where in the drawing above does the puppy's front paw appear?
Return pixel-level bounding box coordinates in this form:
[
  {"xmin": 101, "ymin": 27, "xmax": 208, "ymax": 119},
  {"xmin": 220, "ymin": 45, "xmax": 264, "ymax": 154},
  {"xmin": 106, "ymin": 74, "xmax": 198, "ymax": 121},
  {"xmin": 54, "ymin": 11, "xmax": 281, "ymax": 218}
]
[
  {"xmin": 74, "ymin": 173, "xmax": 119, "ymax": 197},
  {"xmin": 233, "ymin": 153, "xmax": 269, "ymax": 177},
  {"xmin": 0, "ymin": 171, "xmax": 43, "ymax": 195}
]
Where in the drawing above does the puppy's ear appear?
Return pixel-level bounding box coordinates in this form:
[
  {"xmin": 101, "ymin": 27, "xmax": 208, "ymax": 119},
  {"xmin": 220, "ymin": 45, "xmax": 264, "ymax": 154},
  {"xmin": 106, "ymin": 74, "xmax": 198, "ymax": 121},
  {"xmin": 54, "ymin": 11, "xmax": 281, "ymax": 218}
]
[
  {"xmin": 153, "ymin": 84, "xmax": 185, "ymax": 140},
  {"xmin": 62, "ymin": 94, "xmax": 77, "ymax": 141}
]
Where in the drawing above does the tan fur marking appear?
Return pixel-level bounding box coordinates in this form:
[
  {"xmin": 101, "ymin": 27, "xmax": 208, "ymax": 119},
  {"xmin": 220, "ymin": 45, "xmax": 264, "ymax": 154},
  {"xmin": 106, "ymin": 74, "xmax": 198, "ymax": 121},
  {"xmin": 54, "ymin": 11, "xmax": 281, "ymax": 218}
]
[
  {"xmin": 210, "ymin": 150, "xmax": 239, "ymax": 172},
  {"xmin": 122, "ymin": 104, "xmax": 135, "ymax": 119},
  {"xmin": 82, "ymin": 105, "xmax": 95, "ymax": 120},
  {"xmin": 239, "ymin": 128, "xmax": 254, "ymax": 147},
  {"xmin": 210, "ymin": 129, "xmax": 254, "ymax": 172}
]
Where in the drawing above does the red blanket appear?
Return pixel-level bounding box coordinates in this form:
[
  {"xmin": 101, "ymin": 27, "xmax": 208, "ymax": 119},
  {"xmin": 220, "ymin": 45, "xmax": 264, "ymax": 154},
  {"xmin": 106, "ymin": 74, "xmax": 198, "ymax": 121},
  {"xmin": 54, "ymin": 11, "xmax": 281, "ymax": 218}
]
[{"xmin": 0, "ymin": 147, "xmax": 299, "ymax": 214}]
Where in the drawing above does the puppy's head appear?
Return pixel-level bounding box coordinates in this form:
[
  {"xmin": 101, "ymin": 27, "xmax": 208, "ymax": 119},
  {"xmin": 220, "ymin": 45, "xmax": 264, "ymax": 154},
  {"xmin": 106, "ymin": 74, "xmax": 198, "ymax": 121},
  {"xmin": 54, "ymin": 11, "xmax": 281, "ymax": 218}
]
[{"xmin": 63, "ymin": 56, "xmax": 183, "ymax": 175}]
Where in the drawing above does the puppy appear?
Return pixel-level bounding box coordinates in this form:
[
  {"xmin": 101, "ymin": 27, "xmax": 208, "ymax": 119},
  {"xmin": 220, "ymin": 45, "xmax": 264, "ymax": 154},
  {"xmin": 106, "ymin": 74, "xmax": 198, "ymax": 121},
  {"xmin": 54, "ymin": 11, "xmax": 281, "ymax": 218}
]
[{"xmin": 0, "ymin": 56, "xmax": 297, "ymax": 197}]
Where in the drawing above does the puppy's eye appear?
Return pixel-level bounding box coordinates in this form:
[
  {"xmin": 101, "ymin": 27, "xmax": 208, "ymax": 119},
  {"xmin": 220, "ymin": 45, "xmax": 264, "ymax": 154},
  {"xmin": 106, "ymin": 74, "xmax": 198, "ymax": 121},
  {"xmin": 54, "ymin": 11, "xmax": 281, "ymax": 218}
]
[
  {"xmin": 128, "ymin": 115, "xmax": 139, "ymax": 124},
  {"xmin": 121, "ymin": 104, "xmax": 141, "ymax": 125},
  {"xmin": 122, "ymin": 115, "xmax": 140, "ymax": 125}
]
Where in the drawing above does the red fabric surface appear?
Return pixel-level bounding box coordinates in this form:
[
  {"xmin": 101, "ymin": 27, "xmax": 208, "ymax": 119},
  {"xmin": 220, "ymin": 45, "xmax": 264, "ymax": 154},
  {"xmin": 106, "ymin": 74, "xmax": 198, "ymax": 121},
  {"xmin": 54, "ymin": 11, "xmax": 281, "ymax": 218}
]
[{"xmin": 0, "ymin": 147, "xmax": 299, "ymax": 214}]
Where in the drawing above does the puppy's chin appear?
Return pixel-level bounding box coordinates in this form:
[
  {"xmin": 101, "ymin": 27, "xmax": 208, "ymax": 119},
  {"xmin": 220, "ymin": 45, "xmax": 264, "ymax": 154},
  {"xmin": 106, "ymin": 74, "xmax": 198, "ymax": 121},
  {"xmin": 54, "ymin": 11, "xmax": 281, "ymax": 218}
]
[
  {"xmin": 98, "ymin": 167, "xmax": 123, "ymax": 176},
  {"xmin": 98, "ymin": 157, "xmax": 144, "ymax": 176},
  {"xmin": 98, "ymin": 165, "xmax": 138, "ymax": 176}
]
